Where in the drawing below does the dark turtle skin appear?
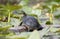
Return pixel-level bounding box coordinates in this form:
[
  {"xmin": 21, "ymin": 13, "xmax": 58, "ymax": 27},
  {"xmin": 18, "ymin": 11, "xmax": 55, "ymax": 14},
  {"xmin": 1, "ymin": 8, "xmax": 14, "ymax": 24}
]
[{"xmin": 19, "ymin": 11, "xmax": 43, "ymax": 31}]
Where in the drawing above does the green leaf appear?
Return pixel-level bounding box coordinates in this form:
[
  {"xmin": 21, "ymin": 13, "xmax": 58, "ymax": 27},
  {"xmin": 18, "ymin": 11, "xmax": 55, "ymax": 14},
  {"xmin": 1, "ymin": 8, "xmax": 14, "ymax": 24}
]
[
  {"xmin": 19, "ymin": 0, "xmax": 29, "ymax": 6},
  {"xmin": 6, "ymin": 34, "xmax": 28, "ymax": 39},
  {"xmin": 28, "ymin": 30, "xmax": 40, "ymax": 39},
  {"xmin": 10, "ymin": 18, "xmax": 20, "ymax": 26},
  {"xmin": 50, "ymin": 28, "xmax": 60, "ymax": 33},
  {"xmin": 39, "ymin": 26, "xmax": 52, "ymax": 38},
  {"xmin": 23, "ymin": 0, "xmax": 29, "ymax": 3},
  {"xmin": 3, "ymin": 4, "xmax": 22, "ymax": 11}
]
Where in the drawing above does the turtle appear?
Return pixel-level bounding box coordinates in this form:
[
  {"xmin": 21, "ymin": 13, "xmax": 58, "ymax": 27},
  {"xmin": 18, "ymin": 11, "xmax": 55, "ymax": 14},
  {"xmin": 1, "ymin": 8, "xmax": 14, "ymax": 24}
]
[{"xmin": 19, "ymin": 11, "xmax": 43, "ymax": 31}]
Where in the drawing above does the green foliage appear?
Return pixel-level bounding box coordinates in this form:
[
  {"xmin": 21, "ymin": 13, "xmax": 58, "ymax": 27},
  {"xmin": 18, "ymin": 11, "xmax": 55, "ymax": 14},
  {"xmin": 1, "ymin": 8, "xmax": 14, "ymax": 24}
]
[
  {"xmin": 46, "ymin": 21, "xmax": 53, "ymax": 25},
  {"xmin": 0, "ymin": 25, "xmax": 11, "ymax": 35},
  {"xmin": 3, "ymin": 5, "xmax": 22, "ymax": 11},
  {"xmin": 46, "ymin": 0, "xmax": 60, "ymax": 3},
  {"xmin": 0, "ymin": 0, "xmax": 60, "ymax": 39},
  {"xmin": 54, "ymin": 14, "xmax": 60, "ymax": 19},
  {"xmin": 50, "ymin": 27, "xmax": 60, "ymax": 33},
  {"xmin": 28, "ymin": 30, "xmax": 40, "ymax": 39},
  {"xmin": 29, "ymin": 14, "xmax": 37, "ymax": 17},
  {"xmin": 19, "ymin": 0, "xmax": 29, "ymax": 6},
  {"xmin": 0, "ymin": 4, "xmax": 22, "ymax": 22},
  {"xmin": 10, "ymin": 18, "xmax": 20, "ymax": 26}
]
